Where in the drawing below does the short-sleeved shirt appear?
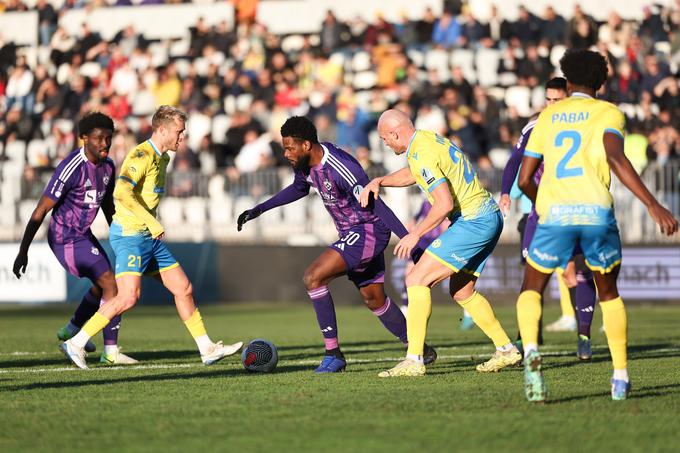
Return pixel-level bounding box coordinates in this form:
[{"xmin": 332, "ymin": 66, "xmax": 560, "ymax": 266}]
[
  {"xmin": 113, "ymin": 139, "xmax": 170, "ymax": 235},
  {"xmin": 406, "ymin": 130, "xmax": 497, "ymax": 220},
  {"xmin": 43, "ymin": 147, "xmax": 115, "ymax": 244},
  {"xmin": 524, "ymin": 93, "xmax": 626, "ymax": 226},
  {"xmin": 293, "ymin": 142, "xmax": 380, "ymax": 235}
]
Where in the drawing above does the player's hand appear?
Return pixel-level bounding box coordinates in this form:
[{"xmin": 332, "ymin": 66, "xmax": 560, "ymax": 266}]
[
  {"xmin": 237, "ymin": 207, "xmax": 262, "ymax": 231},
  {"xmin": 395, "ymin": 232, "xmax": 420, "ymax": 260},
  {"xmin": 498, "ymin": 194, "xmax": 511, "ymax": 217},
  {"xmin": 13, "ymin": 252, "xmax": 27, "ymax": 279},
  {"xmin": 359, "ymin": 178, "xmax": 381, "ymax": 208},
  {"xmin": 648, "ymin": 202, "xmax": 679, "ymax": 236}
]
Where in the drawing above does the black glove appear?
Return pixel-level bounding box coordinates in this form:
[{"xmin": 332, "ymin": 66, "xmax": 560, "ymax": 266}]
[{"xmin": 237, "ymin": 207, "xmax": 262, "ymax": 231}]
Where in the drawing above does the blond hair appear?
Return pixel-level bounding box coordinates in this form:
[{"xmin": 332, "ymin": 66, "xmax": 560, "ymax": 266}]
[{"xmin": 151, "ymin": 105, "xmax": 187, "ymax": 131}]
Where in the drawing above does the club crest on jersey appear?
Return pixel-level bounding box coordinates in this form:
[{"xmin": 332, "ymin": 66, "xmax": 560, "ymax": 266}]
[
  {"xmin": 431, "ymin": 239, "xmax": 442, "ymax": 248},
  {"xmin": 103, "ymin": 176, "xmax": 110, "ymax": 186},
  {"xmin": 421, "ymin": 167, "xmax": 435, "ymax": 185},
  {"xmin": 323, "ymin": 179, "xmax": 332, "ymax": 191},
  {"xmin": 91, "ymin": 246, "xmax": 100, "ymax": 256}
]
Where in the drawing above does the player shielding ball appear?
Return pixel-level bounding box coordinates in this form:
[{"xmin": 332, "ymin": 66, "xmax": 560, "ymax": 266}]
[
  {"xmin": 60, "ymin": 106, "xmax": 242, "ymax": 369},
  {"xmin": 13, "ymin": 112, "xmax": 136, "ymax": 365},
  {"xmin": 516, "ymin": 49, "xmax": 678, "ymax": 402},
  {"xmin": 237, "ymin": 116, "xmax": 436, "ymax": 372},
  {"xmin": 361, "ymin": 109, "xmax": 521, "ymax": 377}
]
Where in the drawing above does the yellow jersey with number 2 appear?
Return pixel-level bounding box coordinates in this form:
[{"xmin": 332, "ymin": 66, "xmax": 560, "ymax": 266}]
[
  {"xmin": 406, "ymin": 130, "xmax": 497, "ymax": 220},
  {"xmin": 524, "ymin": 93, "xmax": 625, "ymax": 226}
]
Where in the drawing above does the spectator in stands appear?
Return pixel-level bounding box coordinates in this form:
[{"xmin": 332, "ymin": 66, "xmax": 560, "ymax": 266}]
[
  {"xmin": 36, "ymin": 0, "xmax": 58, "ymax": 46},
  {"xmin": 364, "ymin": 13, "xmax": 396, "ymax": 48},
  {"xmin": 540, "ymin": 6, "xmax": 567, "ymax": 46},
  {"xmin": 639, "ymin": 5, "xmax": 668, "ymax": 44},
  {"xmin": 511, "ymin": 6, "xmax": 541, "ymax": 44},
  {"xmin": 517, "ymin": 44, "xmax": 552, "ymax": 87},
  {"xmin": 152, "ymin": 64, "xmax": 181, "ymax": 107},
  {"xmin": 432, "ymin": 9, "xmax": 461, "ymax": 49},
  {"xmin": 321, "ymin": 10, "xmax": 345, "ymax": 54},
  {"xmin": 607, "ymin": 59, "xmax": 641, "ymax": 104},
  {"xmin": 640, "ymin": 54, "xmax": 671, "ymax": 96},
  {"xmin": 459, "ymin": 6, "xmax": 485, "ymax": 49},
  {"xmin": 5, "ymin": 56, "xmax": 34, "ymax": 113}
]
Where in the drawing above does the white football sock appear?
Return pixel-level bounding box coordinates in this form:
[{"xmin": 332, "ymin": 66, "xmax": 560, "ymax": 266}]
[
  {"xmin": 406, "ymin": 353, "xmax": 424, "ymax": 364},
  {"xmin": 195, "ymin": 334, "xmax": 213, "ymax": 355},
  {"xmin": 613, "ymin": 368, "xmax": 629, "ymax": 382}
]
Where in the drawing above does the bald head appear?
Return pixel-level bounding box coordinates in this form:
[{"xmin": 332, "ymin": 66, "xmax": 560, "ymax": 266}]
[{"xmin": 377, "ymin": 109, "xmax": 415, "ymax": 155}]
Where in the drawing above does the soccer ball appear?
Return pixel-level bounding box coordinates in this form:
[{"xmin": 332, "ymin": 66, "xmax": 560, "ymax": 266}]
[{"xmin": 241, "ymin": 339, "xmax": 278, "ymax": 373}]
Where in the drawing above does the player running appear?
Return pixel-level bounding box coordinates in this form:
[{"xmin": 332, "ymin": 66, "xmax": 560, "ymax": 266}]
[
  {"xmin": 516, "ymin": 49, "xmax": 678, "ymax": 402},
  {"xmin": 237, "ymin": 116, "xmax": 436, "ymax": 373},
  {"xmin": 59, "ymin": 106, "xmax": 242, "ymax": 369},
  {"xmin": 361, "ymin": 109, "xmax": 521, "ymax": 377},
  {"xmin": 500, "ymin": 77, "xmax": 597, "ymax": 360},
  {"xmin": 13, "ymin": 112, "xmax": 137, "ymax": 365}
]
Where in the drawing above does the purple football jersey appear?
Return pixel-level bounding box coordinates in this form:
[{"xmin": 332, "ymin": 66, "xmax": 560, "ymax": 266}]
[
  {"xmin": 293, "ymin": 142, "xmax": 379, "ymax": 234},
  {"xmin": 43, "ymin": 148, "xmax": 115, "ymax": 244}
]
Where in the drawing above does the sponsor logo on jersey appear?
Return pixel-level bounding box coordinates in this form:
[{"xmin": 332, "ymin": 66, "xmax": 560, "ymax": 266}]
[
  {"xmin": 421, "ymin": 167, "xmax": 435, "ymax": 185},
  {"xmin": 532, "ymin": 248, "xmax": 559, "ymax": 262},
  {"xmin": 84, "ymin": 189, "xmax": 97, "ymax": 204},
  {"xmin": 451, "ymin": 253, "xmax": 468, "ymax": 264}
]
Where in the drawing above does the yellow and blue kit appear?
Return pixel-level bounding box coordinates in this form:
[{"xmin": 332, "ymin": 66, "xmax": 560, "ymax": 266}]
[
  {"xmin": 407, "ymin": 130, "xmax": 502, "ymax": 276},
  {"xmin": 110, "ymin": 140, "xmax": 178, "ymax": 277},
  {"xmin": 523, "ymin": 93, "xmax": 625, "ymax": 273}
]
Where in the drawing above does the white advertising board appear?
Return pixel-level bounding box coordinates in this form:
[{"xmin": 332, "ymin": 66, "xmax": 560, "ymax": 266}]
[{"xmin": 0, "ymin": 243, "xmax": 66, "ymax": 303}]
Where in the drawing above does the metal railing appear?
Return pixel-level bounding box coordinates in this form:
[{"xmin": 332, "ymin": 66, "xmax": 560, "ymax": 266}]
[{"xmin": 1, "ymin": 162, "xmax": 679, "ymax": 245}]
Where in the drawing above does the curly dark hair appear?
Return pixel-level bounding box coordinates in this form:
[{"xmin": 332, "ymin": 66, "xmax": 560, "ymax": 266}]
[
  {"xmin": 78, "ymin": 111, "xmax": 114, "ymax": 137},
  {"xmin": 559, "ymin": 49, "xmax": 609, "ymax": 91},
  {"xmin": 280, "ymin": 116, "xmax": 319, "ymax": 144}
]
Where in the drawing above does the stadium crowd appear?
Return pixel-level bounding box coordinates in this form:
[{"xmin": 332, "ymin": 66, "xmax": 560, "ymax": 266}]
[{"xmin": 0, "ymin": 0, "xmax": 679, "ymax": 201}]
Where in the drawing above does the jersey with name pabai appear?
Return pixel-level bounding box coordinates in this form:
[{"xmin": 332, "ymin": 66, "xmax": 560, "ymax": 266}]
[{"xmin": 524, "ymin": 93, "xmax": 625, "ymax": 226}]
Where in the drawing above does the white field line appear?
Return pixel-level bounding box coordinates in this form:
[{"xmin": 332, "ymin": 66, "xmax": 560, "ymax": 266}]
[{"xmin": 1, "ymin": 347, "xmax": 679, "ymax": 375}]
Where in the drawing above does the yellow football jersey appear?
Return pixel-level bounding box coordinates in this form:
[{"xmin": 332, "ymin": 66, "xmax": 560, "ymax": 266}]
[
  {"xmin": 113, "ymin": 140, "xmax": 170, "ymax": 234},
  {"xmin": 524, "ymin": 93, "xmax": 625, "ymax": 226},
  {"xmin": 406, "ymin": 130, "xmax": 497, "ymax": 220}
]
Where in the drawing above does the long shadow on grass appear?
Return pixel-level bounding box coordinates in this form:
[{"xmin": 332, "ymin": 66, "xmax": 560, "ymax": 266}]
[
  {"xmin": 0, "ymin": 349, "xmax": 199, "ymax": 369},
  {"xmin": 4, "ymin": 364, "xmax": 311, "ymax": 392},
  {"xmin": 548, "ymin": 383, "xmax": 680, "ymax": 404}
]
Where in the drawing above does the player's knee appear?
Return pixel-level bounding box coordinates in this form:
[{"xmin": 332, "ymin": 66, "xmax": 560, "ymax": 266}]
[
  {"xmin": 405, "ymin": 272, "xmax": 424, "ymax": 288},
  {"xmin": 452, "ymin": 286, "xmax": 474, "ymax": 302},
  {"xmin": 182, "ymin": 281, "xmax": 194, "ymax": 299},
  {"xmin": 363, "ymin": 295, "xmax": 384, "ymax": 311},
  {"xmin": 302, "ymin": 269, "xmax": 321, "ymax": 290}
]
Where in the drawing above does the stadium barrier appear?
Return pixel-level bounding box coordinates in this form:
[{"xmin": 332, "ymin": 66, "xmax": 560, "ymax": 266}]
[{"xmin": 4, "ymin": 242, "xmax": 678, "ymax": 304}]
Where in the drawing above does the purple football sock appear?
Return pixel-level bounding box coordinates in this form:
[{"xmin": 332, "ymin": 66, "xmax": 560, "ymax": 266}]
[
  {"xmin": 308, "ymin": 286, "xmax": 339, "ymax": 350},
  {"xmin": 371, "ymin": 297, "xmax": 408, "ymax": 344},
  {"xmin": 575, "ymin": 270, "xmax": 596, "ymax": 338},
  {"xmin": 70, "ymin": 290, "xmax": 100, "ymax": 328},
  {"xmin": 103, "ymin": 315, "xmax": 121, "ymax": 346}
]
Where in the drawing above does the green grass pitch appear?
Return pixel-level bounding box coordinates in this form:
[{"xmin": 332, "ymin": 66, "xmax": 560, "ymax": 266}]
[{"xmin": 1, "ymin": 303, "xmax": 679, "ymax": 452}]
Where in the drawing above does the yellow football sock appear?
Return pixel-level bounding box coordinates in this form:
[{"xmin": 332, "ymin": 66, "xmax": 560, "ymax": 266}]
[
  {"xmin": 458, "ymin": 291, "xmax": 511, "ymax": 347},
  {"xmin": 82, "ymin": 312, "xmax": 112, "ymax": 338},
  {"xmin": 184, "ymin": 309, "xmax": 207, "ymax": 339},
  {"xmin": 406, "ymin": 286, "xmax": 431, "ymax": 356},
  {"xmin": 517, "ymin": 290, "xmax": 543, "ymax": 346},
  {"xmin": 556, "ymin": 270, "xmax": 575, "ymax": 317},
  {"xmin": 600, "ymin": 297, "xmax": 627, "ymax": 369}
]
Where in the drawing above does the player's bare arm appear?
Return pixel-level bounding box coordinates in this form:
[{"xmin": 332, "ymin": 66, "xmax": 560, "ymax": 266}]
[
  {"xmin": 360, "ymin": 167, "xmax": 415, "ymax": 207},
  {"xmin": 517, "ymin": 156, "xmax": 542, "ymax": 204},
  {"xmin": 603, "ymin": 132, "xmax": 678, "ymax": 235},
  {"xmin": 13, "ymin": 195, "xmax": 57, "ymax": 278},
  {"xmin": 394, "ymin": 184, "xmax": 453, "ymax": 260}
]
